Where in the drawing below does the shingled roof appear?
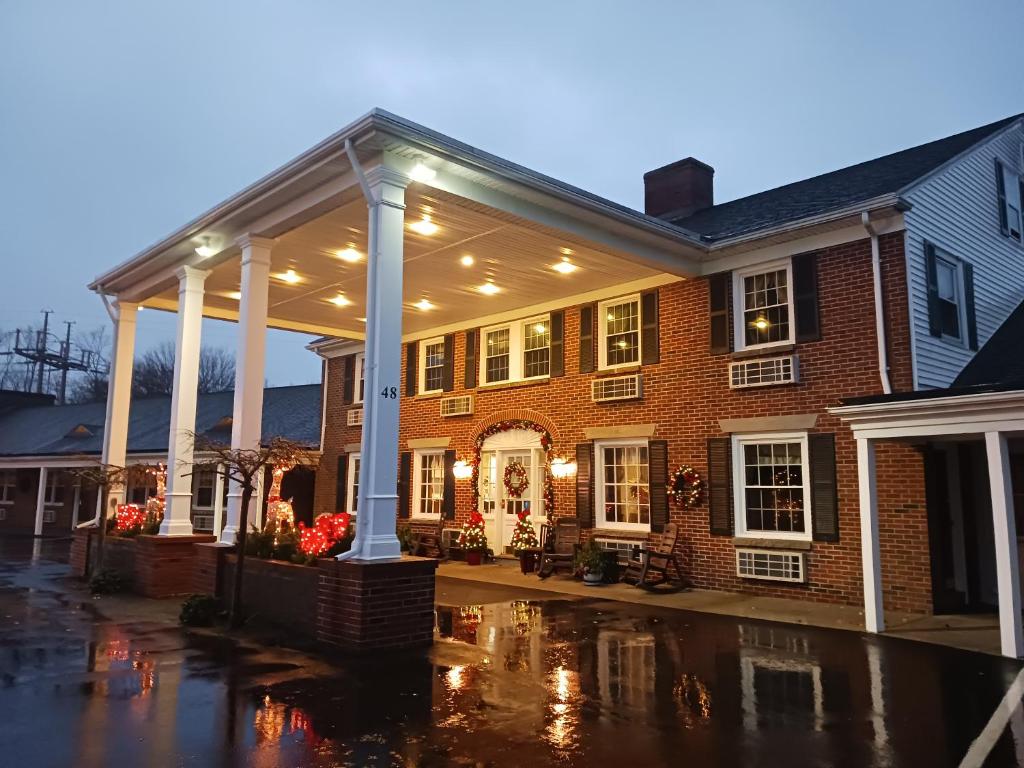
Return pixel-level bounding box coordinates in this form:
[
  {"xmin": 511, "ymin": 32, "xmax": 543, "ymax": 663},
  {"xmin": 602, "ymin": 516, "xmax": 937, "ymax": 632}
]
[
  {"xmin": 953, "ymin": 299, "xmax": 1024, "ymax": 390},
  {"xmin": 671, "ymin": 114, "xmax": 1023, "ymax": 241},
  {"xmin": 0, "ymin": 384, "xmax": 322, "ymax": 458}
]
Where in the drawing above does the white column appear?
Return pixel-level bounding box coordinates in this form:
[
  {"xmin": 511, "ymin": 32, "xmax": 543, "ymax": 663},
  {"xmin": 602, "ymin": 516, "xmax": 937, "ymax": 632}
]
[
  {"xmin": 986, "ymin": 430, "xmax": 1024, "ymax": 658},
  {"xmin": 71, "ymin": 479, "xmax": 82, "ymax": 529},
  {"xmin": 857, "ymin": 437, "xmax": 884, "ymax": 633},
  {"xmin": 34, "ymin": 467, "xmax": 47, "ymax": 537},
  {"xmin": 253, "ymin": 468, "xmax": 266, "ymax": 530},
  {"xmin": 221, "ymin": 235, "xmax": 272, "ymax": 544},
  {"xmin": 95, "ymin": 300, "xmax": 138, "ymax": 520},
  {"xmin": 346, "ymin": 166, "xmax": 407, "ymax": 561},
  {"xmin": 160, "ymin": 265, "xmax": 210, "ymax": 536},
  {"xmin": 212, "ymin": 463, "xmax": 226, "ymax": 536}
]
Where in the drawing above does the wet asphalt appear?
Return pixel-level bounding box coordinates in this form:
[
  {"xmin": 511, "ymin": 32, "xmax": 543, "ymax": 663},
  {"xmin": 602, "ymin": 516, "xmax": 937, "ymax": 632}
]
[{"xmin": 1, "ymin": 539, "xmax": 1023, "ymax": 767}]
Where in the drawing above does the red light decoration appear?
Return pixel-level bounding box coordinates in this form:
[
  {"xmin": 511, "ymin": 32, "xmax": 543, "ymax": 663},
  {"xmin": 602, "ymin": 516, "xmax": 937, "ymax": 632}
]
[{"xmin": 296, "ymin": 512, "xmax": 351, "ymax": 557}]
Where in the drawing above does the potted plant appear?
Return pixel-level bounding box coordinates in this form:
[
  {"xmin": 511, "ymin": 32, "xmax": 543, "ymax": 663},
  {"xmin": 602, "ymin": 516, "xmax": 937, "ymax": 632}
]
[
  {"xmin": 458, "ymin": 511, "xmax": 488, "ymax": 566},
  {"xmin": 510, "ymin": 510, "xmax": 540, "ymax": 574},
  {"xmin": 576, "ymin": 539, "xmax": 605, "ymax": 585}
]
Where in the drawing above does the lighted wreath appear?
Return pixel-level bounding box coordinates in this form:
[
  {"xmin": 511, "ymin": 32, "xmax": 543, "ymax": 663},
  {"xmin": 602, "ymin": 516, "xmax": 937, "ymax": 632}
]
[
  {"xmin": 668, "ymin": 464, "xmax": 705, "ymax": 510},
  {"xmin": 503, "ymin": 460, "xmax": 530, "ymax": 498}
]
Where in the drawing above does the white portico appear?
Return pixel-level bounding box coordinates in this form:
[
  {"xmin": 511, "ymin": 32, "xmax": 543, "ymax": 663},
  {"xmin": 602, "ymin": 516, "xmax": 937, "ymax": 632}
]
[{"xmin": 87, "ymin": 109, "xmax": 704, "ymax": 557}]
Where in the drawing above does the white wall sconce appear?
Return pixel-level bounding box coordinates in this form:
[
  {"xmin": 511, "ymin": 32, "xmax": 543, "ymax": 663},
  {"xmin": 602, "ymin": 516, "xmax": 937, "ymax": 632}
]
[
  {"xmin": 549, "ymin": 456, "xmax": 577, "ymax": 479},
  {"xmin": 452, "ymin": 459, "xmax": 473, "ymax": 480}
]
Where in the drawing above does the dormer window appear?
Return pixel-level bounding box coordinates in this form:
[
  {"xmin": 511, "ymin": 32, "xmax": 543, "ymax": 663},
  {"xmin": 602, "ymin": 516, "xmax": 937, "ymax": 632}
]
[{"xmin": 996, "ymin": 159, "xmax": 1023, "ymax": 242}]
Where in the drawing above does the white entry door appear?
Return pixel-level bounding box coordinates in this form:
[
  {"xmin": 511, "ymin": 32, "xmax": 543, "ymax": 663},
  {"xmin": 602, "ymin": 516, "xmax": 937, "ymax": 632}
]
[
  {"xmin": 478, "ymin": 428, "xmax": 545, "ymax": 554},
  {"xmin": 499, "ymin": 450, "xmax": 535, "ymax": 551}
]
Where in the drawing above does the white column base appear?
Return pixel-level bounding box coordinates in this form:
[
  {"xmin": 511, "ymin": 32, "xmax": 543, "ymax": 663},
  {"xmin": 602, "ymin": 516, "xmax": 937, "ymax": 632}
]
[
  {"xmin": 159, "ymin": 493, "xmax": 195, "ymax": 536},
  {"xmin": 220, "ymin": 490, "xmax": 244, "ymax": 544},
  {"xmin": 357, "ymin": 534, "xmax": 403, "ymax": 561}
]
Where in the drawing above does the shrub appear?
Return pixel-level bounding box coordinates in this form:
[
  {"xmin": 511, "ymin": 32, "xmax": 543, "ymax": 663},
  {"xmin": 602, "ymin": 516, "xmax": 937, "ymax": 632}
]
[
  {"xmin": 180, "ymin": 594, "xmax": 221, "ymax": 627},
  {"xmin": 89, "ymin": 568, "xmax": 123, "ymax": 595},
  {"xmin": 245, "ymin": 522, "xmax": 276, "ymax": 559},
  {"xmin": 397, "ymin": 525, "xmax": 414, "ymax": 553}
]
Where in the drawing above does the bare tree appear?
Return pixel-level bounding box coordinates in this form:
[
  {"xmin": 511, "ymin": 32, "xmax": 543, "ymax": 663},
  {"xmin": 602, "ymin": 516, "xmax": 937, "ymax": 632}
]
[
  {"xmin": 190, "ymin": 436, "xmax": 318, "ymax": 628},
  {"xmin": 132, "ymin": 342, "xmax": 235, "ymax": 397},
  {"xmin": 67, "ymin": 326, "xmax": 110, "ymax": 404}
]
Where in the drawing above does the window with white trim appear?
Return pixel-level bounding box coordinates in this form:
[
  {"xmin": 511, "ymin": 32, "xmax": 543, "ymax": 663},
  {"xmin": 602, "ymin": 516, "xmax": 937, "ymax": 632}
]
[
  {"xmin": 734, "ymin": 262, "xmax": 793, "ymax": 350},
  {"xmin": 934, "ymin": 252, "xmax": 965, "ymax": 342},
  {"xmin": 419, "ymin": 338, "xmax": 445, "ymax": 394},
  {"xmin": 127, "ymin": 475, "xmax": 157, "ymax": 506},
  {"xmin": 598, "ymin": 296, "xmax": 640, "ymax": 369},
  {"xmin": 44, "ymin": 472, "xmax": 64, "ymax": 506},
  {"xmin": 347, "ymin": 453, "xmax": 360, "ymax": 515},
  {"xmin": 192, "ymin": 469, "xmax": 216, "ymax": 510},
  {"xmin": 595, "ymin": 440, "xmax": 650, "ymax": 530},
  {"xmin": 733, "ymin": 433, "xmax": 810, "ymax": 540},
  {"xmin": 413, "ymin": 450, "xmax": 445, "ymax": 518},
  {"xmin": 0, "ymin": 470, "xmax": 15, "ymax": 504},
  {"xmin": 354, "ymin": 353, "xmax": 365, "ymax": 404},
  {"xmin": 998, "ymin": 160, "xmax": 1023, "ymax": 241},
  {"xmin": 479, "ymin": 315, "xmax": 551, "ymax": 385}
]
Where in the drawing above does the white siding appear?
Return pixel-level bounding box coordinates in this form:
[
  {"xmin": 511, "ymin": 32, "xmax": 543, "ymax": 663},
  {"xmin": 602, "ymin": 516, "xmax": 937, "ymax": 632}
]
[{"xmin": 904, "ymin": 122, "xmax": 1024, "ymax": 389}]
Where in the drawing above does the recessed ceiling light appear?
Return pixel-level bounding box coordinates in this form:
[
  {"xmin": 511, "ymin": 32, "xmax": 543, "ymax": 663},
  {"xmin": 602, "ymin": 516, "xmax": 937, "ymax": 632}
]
[
  {"xmin": 477, "ymin": 282, "xmax": 500, "ymax": 296},
  {"xmin": 460, "ymin": 255, "xmax": 475, "ymax": 267},
  {"xmin": 336, "ymin": 247, "xmax": 361, "ymax": 263},
  {"xmin": 415, "ymin": 298, "xmax": 435, "ymax": 311},
  {"xmin": 358, "ymin": 317, "xmax": 367, "ymax": 323},
  {"xmin": 409, "ymin": 215, "xmax": 439, "ymax": 236},
  {"xmin": 328, "ymin": 294, "xmax": 352, "ymax": 307},
  {"xmin": 195, "ymin": 238, "xmax": 215, "ymax": 259},
  {"xmin": 559, "ymin": 247, "xmax": 574, "ymax": 256},
  {"xmin": 226, "ymin": 290, "xmax": 242, "ymax": 300},
  {"xmin": 278, "ymin": 269, "xmax": 301, "ymax": 284},
  {"xmin": 409, "ymin": 163, "xmax": 437, "ymax": 183},
  {"xmin": 552, "ymin": 258, "xmax": 577, "ymax": 274}
]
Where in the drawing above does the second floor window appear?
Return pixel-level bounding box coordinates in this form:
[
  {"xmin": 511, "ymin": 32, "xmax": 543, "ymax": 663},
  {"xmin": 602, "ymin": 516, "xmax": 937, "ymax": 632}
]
[
  {"xmin": 522, "ymin": 319, "xmax": 550, "ymax": 378},
  {"xmin": 935, "ymin": 255, "xmax": 963, "ymax": 340},
  {"xmin": 420, "ymin": 339, "xmax": 445, "ymax": 393},
  {"xmin": 480, "ymin": 315, "xmax": 551, "ymax": 384},
  {"xmin": 736, "ymin": 263, "xmax": 792, "ymax": 349},
  {"xmin": 600, "ymin": 297, "xmax": 640, "ymax": 368}
]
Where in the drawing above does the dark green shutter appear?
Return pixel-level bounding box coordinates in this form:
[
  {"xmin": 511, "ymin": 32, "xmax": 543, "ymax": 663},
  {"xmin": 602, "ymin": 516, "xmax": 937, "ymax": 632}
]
[
  {"xmin": 964, "ymin": 262, "xmax": 978, "ymax": 350},
  {"xmin": 924, "ymin": 242, "xmax": 942, "ymax": 338},
  {"xmin": 640, "ymin": 289, "xmax": 660, "ymax": 365},
  {"xmin": 341, "ymin": 355, "xmax": 355, "ymax": 405},
  {"xmin": 405, "ymin": 342, "xmax": 418, "ymax": 397},
  {"xmin": 707, "ymin": 437, "xmax": 732, "ymax": 536},
  {"xmin": 793, "ymin": 251, "xmax": 821, "ymax": 342},
  {"xmin": 996, "ymin": 159, "xmax": 1009, "ymax": 236},
  {"xmin": 550, "ymin": 311, "xmax": 565, "ymax": 377},
  {"xmin": 442, "ymin": 450, "xmax": 456, "ymax": 519},
  {"xmin": 464, "ymin": 330, "xmax": 478, "ymax": 389},
  {"xmin": 648, "ymin": 440, "xmax": 669, "ymax": 533},
  {"xmin": 576, "ymin": 443, "xmax": 594, "ymax": 527},
  {"xmin": 441, "ymin": 334, "xmax": 455, "ymax": 392},
  {"xmin": 335, "ymin": 454, "xmax": 349, "ymax": 512},
  {"xmin": 810, "ymin": 434, "xmax": 839, "ymax": 542},
  {"xmin": 579, "ymin": 304, "xmax": 595, "ymax": 373},
  {"xmin": 709, "ymin": 273, "xmax": 732, "ymax": 354},
  {"xmin": 397, "ymin": 451, "xmax": 412, "ymax": 518}
]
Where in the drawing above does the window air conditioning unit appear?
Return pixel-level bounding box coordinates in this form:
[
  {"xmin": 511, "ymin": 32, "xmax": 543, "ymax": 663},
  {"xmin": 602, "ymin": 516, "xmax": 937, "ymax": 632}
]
[
  {"xmin": 192, "ymin": 514, "xmax": 214, "ymax": 533},
  {"xmin": 346, "ymin": 408, "xmax": 364, "ymax": 427},
  {"xmin": 42, "ymin": 509, "xmax": 57, "ymax": 524},
  {"xmin": 736, "ymin": 548, "xmax": 805, "ymax": 583},
  {"xmin": 729, "ymin": 355, "xmax": 798, "ymax": 389},
  {"xmin": 440, "ymin": 395, "xmax": 473, "ymax": 417},
  {"xmin": 591, "ymin": 374, "xmax": 642, "ymax": 403}
]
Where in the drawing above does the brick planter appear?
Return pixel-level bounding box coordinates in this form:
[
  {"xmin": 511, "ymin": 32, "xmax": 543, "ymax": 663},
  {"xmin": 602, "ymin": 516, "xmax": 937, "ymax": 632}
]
[
  {"xmin": 70, "ymin": 528, "xmax": 92, "ymax": 578},
  {"xmin": 316, "ymin": 557, "xmax": 439, "ymax": 652},
  {"xmin": 222, "ymin": 554, "xmax": 322, "ymax": 637}
]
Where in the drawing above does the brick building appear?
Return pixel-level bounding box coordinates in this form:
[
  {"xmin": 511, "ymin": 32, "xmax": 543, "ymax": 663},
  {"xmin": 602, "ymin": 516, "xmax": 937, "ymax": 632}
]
[{"xmin": 82, "ymin": 110, "xmax": 1024, "ymax": 652}]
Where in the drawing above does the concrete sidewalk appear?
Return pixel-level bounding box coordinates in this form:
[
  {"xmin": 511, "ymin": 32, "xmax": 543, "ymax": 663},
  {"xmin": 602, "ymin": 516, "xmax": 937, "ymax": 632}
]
[{"xmin": 438, "ymin": 558, "xmax": 1004, "ymax": 656}]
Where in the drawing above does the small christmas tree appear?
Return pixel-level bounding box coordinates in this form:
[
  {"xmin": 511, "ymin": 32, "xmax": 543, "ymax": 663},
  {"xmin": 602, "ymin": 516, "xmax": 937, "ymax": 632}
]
[
  {"xmin": 458, "ymin": 510, "xmax": 488, "ymax": 551},
  {"xmin": 509, "ymin": 510, "xmax": 539, "ymax": 552}
]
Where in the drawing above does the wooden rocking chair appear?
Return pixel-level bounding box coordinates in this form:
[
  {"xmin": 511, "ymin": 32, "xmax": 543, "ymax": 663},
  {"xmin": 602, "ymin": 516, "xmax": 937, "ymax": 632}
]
[
  {"xmin": 410, "ymin": 517, "xmax": 447, "ymax": 559},
  {"xmin": 621, "ymin": 523, "xmax": 680, "ymax": 588},
  {"xmin": 537, "ymin": 518, "xmax": 580, "ymax": 579}
]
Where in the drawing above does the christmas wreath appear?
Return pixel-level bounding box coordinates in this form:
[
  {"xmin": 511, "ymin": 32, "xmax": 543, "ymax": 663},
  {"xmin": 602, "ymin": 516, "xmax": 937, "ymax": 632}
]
[
  {"xmin": 503, "ymin": 460, "xmax": 530, "ymax": 498},
  {"xmin": 668, "ymin": 464, "xmax": 705, "ymax": 510}
]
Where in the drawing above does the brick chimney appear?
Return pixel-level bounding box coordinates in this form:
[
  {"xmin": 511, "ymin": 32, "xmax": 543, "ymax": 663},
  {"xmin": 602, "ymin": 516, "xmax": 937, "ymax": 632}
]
[{"xmin": 643, "ymin": 157, "xmax": 714, "ymax": 220}]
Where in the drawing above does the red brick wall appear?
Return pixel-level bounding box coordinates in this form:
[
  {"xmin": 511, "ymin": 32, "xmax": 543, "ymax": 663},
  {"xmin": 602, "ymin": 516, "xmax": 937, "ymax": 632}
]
[
  {"xmin": 317, "ymin": 232, "xmax": 934, "ymax": 613},
  {"xmin": 313, "ymin": 355, "xmax": 364, "ymax": 517}
]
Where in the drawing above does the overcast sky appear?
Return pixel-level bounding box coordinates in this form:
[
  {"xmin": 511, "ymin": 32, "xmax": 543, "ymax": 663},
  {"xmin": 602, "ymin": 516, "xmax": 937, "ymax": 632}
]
[{"xmin": 1, "ymin": 0, "xmax": 1021, "ymax": 388}]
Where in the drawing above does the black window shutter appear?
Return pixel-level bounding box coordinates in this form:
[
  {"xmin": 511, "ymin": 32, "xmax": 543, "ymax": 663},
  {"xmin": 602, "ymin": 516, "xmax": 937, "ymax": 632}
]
[
  {"xmin": 810, "ymin": 434, "xmax": 839, "ymax": 542},
  {"xmin": 641, "ymin": 289, "xmax": 660, "ymax": 365},
  {"xmin": 575, "ymin": 443, "xmax": 594, "ymax": 527},
  {"xmin": 793, "ymin": 251, "xmax": 821, "ymax": 342},
  {"xmin": 924, "ymin": 242, "xmax": 941, "ymax": 338},
  {"xmin": 405, "ymin": 342, "xmax": 418, "ymax": 397},
  {"xmin": 579, "ymin": 304, "xmax": 595, "ymax": 373},
  {"xmin": 549, "ymin": 311, "xmax": 565, "ymax": 377},
  {"xmin": 707, "ymin": 437, "xmax": 733, "ymax": 536},
  {"xmin": 397, "ymin": 451, "xmax": 412, "ymax": 518},
  {"xmin": 708, "ymin": 273, "xmax": 732, "ymax": 354},
  {"xmin": 335, "ymin": 454, "xmax": 349, "ymax": 512},
  {"xmin": 648, "ymin": 439, "xmax": 669, "ymax": 532},
  {"xmin": 341, "ymin": 355, "xmax": 355, "ymax": 405},
  {"xmin": 441, "ymin": 334, "xmax": 455, "ymax": 392},
  {"xmin": 996, "ymin": 159, "xmax": 1009, "ymax": 236},
  {"xmin": 464, "ymin": 330, "xmax": 478, "ymax": 389},
  {"xmin": 442, "ymin": 450, "xmax": 456, "ymax": 519},
  {"xmin": 963, "ymin": 262, "xmax": 978, "ymax": 350}
]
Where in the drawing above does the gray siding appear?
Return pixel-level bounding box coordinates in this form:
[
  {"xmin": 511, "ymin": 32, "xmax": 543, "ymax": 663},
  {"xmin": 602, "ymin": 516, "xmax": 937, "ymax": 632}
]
[{"xmin": 904, "ymin": 122, "xmax": 1024, "ymax": 389}]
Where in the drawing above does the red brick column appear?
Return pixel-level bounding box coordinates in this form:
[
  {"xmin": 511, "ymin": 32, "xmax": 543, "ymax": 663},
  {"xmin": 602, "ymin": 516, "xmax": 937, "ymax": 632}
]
[
  {"xmin": 193, "ymin": 542, "xmax": 233, "ymax": 596},
  {"xmin": 316, "ymin": 556, "xmax": 438, "ymax": 652},
  {"xmin": 133, "ymin": 534, "xmax": 216, "ymax": 598},
  {"xmin": 69, "ymin": 528, "xmax": 93, "ymax": 578}
]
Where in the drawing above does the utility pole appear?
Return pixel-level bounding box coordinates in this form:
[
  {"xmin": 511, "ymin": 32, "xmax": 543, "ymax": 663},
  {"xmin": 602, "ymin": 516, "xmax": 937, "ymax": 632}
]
[{"xmin": 8, "ymin": 311, "xmax": 98, "ymax": 404}]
